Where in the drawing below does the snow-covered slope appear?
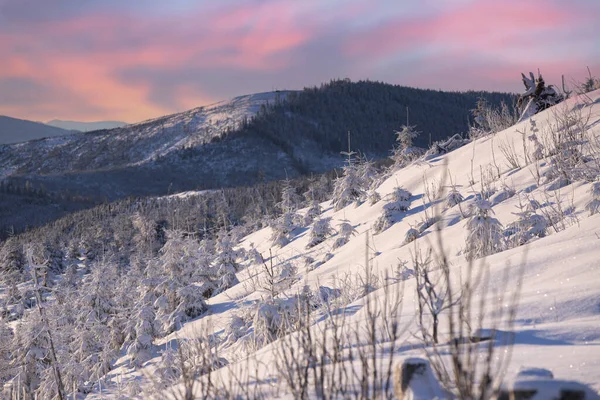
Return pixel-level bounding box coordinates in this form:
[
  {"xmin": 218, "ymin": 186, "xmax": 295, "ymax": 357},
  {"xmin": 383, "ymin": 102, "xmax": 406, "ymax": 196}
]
[
  {"xmin": 0, "ymin": 91, "xmax": 293, "ymax": 178},
  {"xmin": 92, "ymin": 90, "xmax": 600, "ymax": 397},
  {"xmin": 0, "ymin": 91, "xmax": 313, "ymax": 201}
]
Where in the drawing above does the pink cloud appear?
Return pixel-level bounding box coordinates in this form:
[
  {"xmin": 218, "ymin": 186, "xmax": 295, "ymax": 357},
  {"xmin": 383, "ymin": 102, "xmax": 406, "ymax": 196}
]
[
  {"xmin": 344, "ymin": 0, "xmax": 589, "ymax": 59},
  {"xmin": 0, "ymin": 0, "xmax": 597, "ymax": 122},
  {"xmin": 0, "ymin": 1, "xmax": 321, "ymax": 121}
]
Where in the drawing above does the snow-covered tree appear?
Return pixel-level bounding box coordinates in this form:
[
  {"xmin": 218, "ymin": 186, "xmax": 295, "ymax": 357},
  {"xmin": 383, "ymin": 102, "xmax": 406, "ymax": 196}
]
[
  {"xmin": 278, "ymin": 178, "xmax": 301, "ymax": 215},
  {"xmin": 156, "ymin": 345, "xmax": 181, "ymax": 386},
  {"xmin": 0, "ymin": 238, "xmax": 25, "ymax": 284},
  {"xmin": 332, "ymin": 161, "xmax": 365, "ymax": 211},
  {"xmin": 306, "ymin": 217, "xmax": 333, "ymax": 248},
  {"xmin": 392, "ymin": 125, "xmax": 420, "ymax": 167},
  {"xmin": 127, "ymin": 305, "xmax": 157, "ymax": 367},
  {"xmin": 172, "ymin": 285, "xmax": 208, "ymax": 329},
  {"xmin": 333, "ymin": 220, "xmax": 357, "ymax": 249},
  {"xmin": 270, "ymin": 212, "xmax": 298, "ymax": 247},
  {"xmin": 465, "ymin": 200, "xmax": 504, "ymax": 260},
  {"xmin": 373, "ymin": 187, "xmax": 412, "ymax": 234},
  {"xmin": 150, "ymin": 231, "xmax": 210, "ymax": 334},
  {"xmin": 303, "ymin": 185, "xmax": 322, "ymax": 225},
  {"xmin": 271, "ymin": 179, "xmax": 302, "ymax": 246},
  {"xmin": 446, "ymin": 187, "xmax": 464, "ymax": 208},
  {"xmin": 357, "ymin": 155, "xmax": 381, "ymax": 203},
  {"xmin": 213, "ymin": 231, "xmax": 240, "ymax": 293},
  {"xmin": 505, "ymin": 199, "xmax": 548, "ymax": 247}
]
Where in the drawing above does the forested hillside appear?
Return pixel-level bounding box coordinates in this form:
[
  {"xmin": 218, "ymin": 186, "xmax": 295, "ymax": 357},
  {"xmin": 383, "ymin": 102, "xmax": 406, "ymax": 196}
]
[{"xmin": 0, "ymin": 81, "xmax": 513, "ymax": 235}]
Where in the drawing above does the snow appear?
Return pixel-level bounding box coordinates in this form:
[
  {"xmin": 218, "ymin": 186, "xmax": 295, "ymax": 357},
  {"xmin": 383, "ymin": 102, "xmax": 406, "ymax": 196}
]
[{"xmin": 56, "ymin": 89, "xmax": 600, "ymax": 397}]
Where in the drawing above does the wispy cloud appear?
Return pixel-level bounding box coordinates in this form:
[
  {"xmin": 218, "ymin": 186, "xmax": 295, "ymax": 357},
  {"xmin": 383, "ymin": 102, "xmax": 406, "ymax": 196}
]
[{"xmin": 0, "ymin": 0, "xmax": 598, "ymax": 122}]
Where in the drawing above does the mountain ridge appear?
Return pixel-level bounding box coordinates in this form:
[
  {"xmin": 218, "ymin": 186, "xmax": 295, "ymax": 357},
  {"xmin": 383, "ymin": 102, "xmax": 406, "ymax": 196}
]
[
  {"xmin": 0, "ymin": 115, "xmax": 72, "ymax": 144},
  {"xmin": 46, "ymin": 119, "xmax": 128, "ymax": 132}
]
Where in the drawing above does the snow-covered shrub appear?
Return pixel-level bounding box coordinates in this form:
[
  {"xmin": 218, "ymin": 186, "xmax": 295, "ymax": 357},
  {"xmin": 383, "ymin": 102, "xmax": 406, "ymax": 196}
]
[
  {"xmin": 303, "ymin": 255, "xmax": 315, "ymax": 272},
  {"xmin": 527, "ymin": 199, "xmax": 542, "ymax": 211},
  {"xmin": 465, "ymin": 200, "xmax": 504, "ymax": 260},
  {"xmin": 505, "ymin": 204, "xmax": 548, "ymax": 247},
  {"xmin": 368, "ymin": 188, "xmax": 381, "ymax": 205},
  {"xmin": 446, "ymin": 187, "xmax": 464, "ymax": 208},
  {"xmin": 246, "ymin": 243, "xmax": 263, "ymax": 265},
  {"xmin": 173, "ymin": 285, "xmax": 208, "ymax": 323},
  {"xmin": 224, "ymin": 315, "xmax": 250, "ymax": 345},
  {"xmin": 578, "ymin": 68, "xmax": 600, "ymax": 94},
  {"xmin": 427, "ymin": 134, "xmax": 470, "ymax": 156},
  {"xmin": 585, "ymin": 182, "xmax": 600, "ymax": 215},
  {"xmin": 252, "ymin": 293, "xmax": 314, "ymax": 347},
  {"xmin": 304, "ymin": 199, "xmax": 322, "ymax": 225},
  {"xmin": 332, "ymin": 220, "xmax": 357, "ymax": 249},
  {"xmin": 393, "ymin": 358, "xmax": 447, "ymax": 399},
  {"xmin": 388, "ymin": 187, "xmax": 412, "ymax": 211},
  {"xmin": 306, "ymin": 217, "xmax": 333, "ymax": 248},
  {"xmin": 373, "ymin": 187, "xmax": 412, "ymax": 234},
  {"xmin": 404, "ymin": 227, "xmax": 419, "ymax": 244},
  {"xmin": 528, "ymin": 119, "xmax": 545, "ymax": 161},
  {"xmin": 417, "ymin": 216, "xmax": 439, "ymax": 234},
  {"xmin": 278, "ymin": 263, "xmax": 297, "ymax": 285},
  {"xmin": 470, "ymin": 98, "xmax": 518, "ymax": 138},
  {"xmin": 270, "ymin": 212, "xmax": 298, "ymax": 247},
  {"xmin": 156, "ymin": 346, "xmax": 181, "ymax": 386},
  {"xmin": 394, "ymin": 260, "xmax": 414, "ymax": 281}
]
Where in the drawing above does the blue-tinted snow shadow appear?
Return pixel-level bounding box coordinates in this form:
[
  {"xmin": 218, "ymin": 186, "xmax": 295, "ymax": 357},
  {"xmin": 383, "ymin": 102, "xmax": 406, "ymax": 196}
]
[
  {"xmin": 512, "ymin": 329, "xmax": 572, "ymax": 346},
  {"xmin": 314, "ymin": 305, "xmax": 362, "ymax": 324},
  {"xmin": 209, "ymin": 300, "xmax": 238, "ymax": 315}
]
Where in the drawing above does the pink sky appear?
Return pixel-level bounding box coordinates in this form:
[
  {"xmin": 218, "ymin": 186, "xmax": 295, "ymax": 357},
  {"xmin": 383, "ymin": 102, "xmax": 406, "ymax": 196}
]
[{"xmin": 0, "ymin": 0, "xmax": 598, "ymax": 123}]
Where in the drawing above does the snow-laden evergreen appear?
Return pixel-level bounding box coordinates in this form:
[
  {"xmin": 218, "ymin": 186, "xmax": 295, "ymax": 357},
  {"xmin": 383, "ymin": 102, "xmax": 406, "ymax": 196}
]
[
  {"xmin": 373, "ymin": 186, "xmax": 412, "ymax": 234},
  {"xmin": 306, "ymin": 217, "xmax": 333, "ymax": 248},
  {"xmin": 465, "ymin": 200, "xmax": 504, "ymax": 260}
]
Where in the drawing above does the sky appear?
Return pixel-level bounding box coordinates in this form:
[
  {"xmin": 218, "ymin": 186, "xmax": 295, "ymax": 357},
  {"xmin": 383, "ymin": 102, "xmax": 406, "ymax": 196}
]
[{"xmin": 1, "ymin": 0, "xmax": 599, "ymax": 124}]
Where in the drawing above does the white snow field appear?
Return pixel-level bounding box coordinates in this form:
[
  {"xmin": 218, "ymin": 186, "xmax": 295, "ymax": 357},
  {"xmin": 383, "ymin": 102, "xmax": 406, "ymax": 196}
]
[{"xmin": 94, "ymin": 91, "xmax": 600, "ymax": 398}]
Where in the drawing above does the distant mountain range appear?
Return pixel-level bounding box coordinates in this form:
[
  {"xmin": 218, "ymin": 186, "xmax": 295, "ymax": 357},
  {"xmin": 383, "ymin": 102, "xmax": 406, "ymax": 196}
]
[
  {"xmin": 0, "ymin": 80, "xmax": 514, "ymax": 206},
  {"xmin": 46, "ymin": 119, "xmax": 128, "ymax": 132},
  {"xmin": 0, "ymin": 115, "xmax": 71, "ymax": 144}
]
